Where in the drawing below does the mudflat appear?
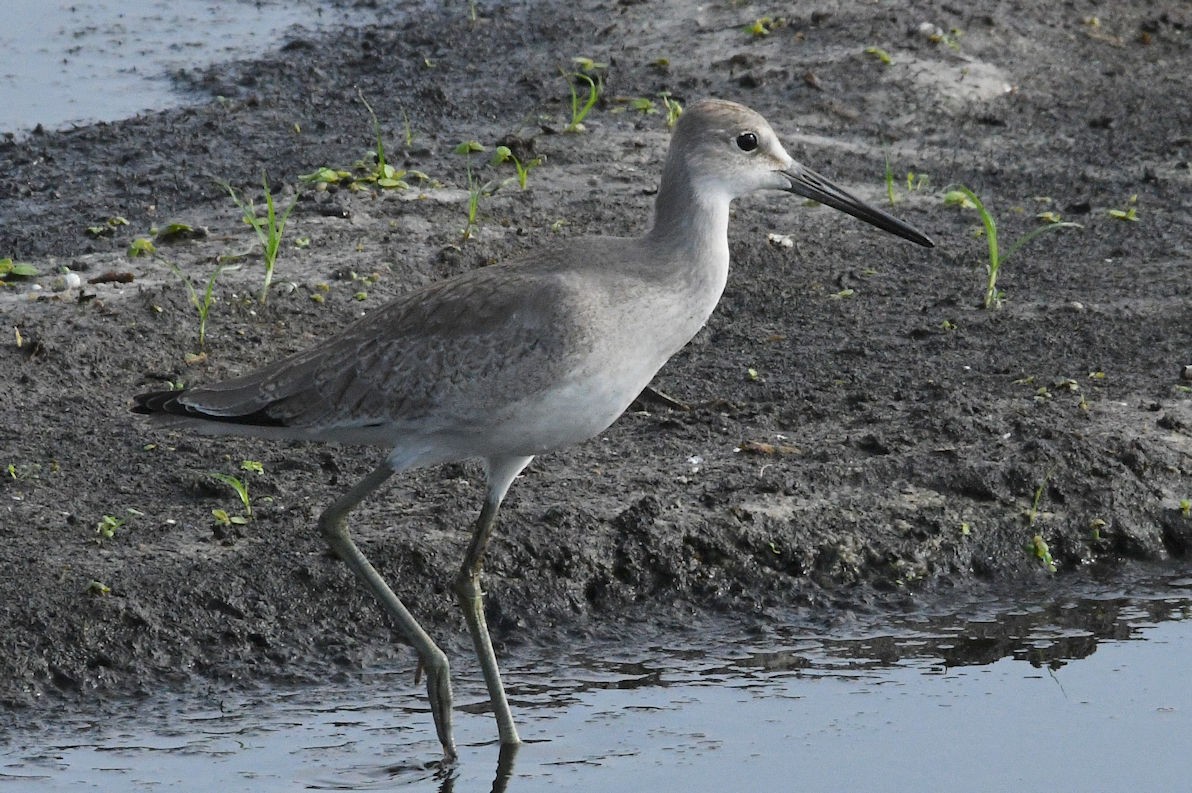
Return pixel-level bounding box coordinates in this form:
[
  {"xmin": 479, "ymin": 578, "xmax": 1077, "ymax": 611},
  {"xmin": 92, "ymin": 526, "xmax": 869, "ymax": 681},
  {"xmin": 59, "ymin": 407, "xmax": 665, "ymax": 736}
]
[{"xmin": 1, "ymin": 1, "xmax": 1189, "ymax": 709}]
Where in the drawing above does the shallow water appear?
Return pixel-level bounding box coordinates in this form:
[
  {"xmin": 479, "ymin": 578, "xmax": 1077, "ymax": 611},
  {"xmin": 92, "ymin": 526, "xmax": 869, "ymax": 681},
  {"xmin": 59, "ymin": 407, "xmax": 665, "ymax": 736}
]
[
  {"xmin": 0, "ymin": 0, "xmax": 377, "ymax": 134},
  {"xmin": 4, "ymin": 569, "xmax": 1192, "ymax": 791}
]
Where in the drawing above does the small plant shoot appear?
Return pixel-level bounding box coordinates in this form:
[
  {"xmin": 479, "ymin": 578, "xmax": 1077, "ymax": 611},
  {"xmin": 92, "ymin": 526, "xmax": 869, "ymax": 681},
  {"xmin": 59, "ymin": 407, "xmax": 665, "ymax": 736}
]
[
  {"xmin": 160, "ymin": 257, "xmax": 237, "ymax": 355},
  {"xmin": 865, "ymin": 46, "xmax": 893, "ymax": 65},
  {"xmin": 561, "ymin": 60, "xmax": 606, "ymax": 134},
  {"xmin": 210, "ymin": 472, "xmax": 253, "ymax": 523},
  {"xmin": 564, "ymin": 73, "xmax": 600, "ymax": 133},
  {"xmin": 884, "ymin": 152, "xmax": 897, "ymax": 206},
  {"xmin": 96, "ymin": 514, "xmax": 126, "ymax": 540},
  {"xmin": 219, "ymin": 174, "xmax": 297, "ymax": 304},
  {"xmin": 455, "ymin": 141, "xmax": 510, "ymax": 241},
  {"xmin": 947, "ymin": 184, "xmax": 1082, "ymax": 309},
  {"xmin": 0, "ymin": 258, "xmax": 38, "ymax": 282},
  {"xmin": 747, "ymin": 17, "xmax": 782, "ymax": 37},
  {"xmin": 1108, "ymin": 194, "xmax": 1140, "ymax": 222},
  {"xmin": 1023, "ymin": 471, "xmax": 1057, "ymax": 573},
  {"xmin": 491, "ymin": 145, "xmax": 542, "ymax": 190},
  {"xmin": 660, "ymin": 92, "xmax": 683, "ymax": 128}
]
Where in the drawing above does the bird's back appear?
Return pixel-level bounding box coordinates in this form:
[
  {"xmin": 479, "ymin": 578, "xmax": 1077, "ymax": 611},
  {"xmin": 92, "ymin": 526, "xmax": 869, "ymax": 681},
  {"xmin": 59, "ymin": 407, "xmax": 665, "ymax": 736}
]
[{"xmin": 135, "ymin": 234, "xmax": 706, "ymax": 460}]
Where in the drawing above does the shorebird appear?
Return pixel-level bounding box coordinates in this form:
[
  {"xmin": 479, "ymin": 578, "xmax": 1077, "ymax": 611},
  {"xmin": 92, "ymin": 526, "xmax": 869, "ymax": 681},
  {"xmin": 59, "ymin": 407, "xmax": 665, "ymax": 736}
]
[{"xmin": 133, "ymin": 98, "xmax": 933, "ymax": 761}]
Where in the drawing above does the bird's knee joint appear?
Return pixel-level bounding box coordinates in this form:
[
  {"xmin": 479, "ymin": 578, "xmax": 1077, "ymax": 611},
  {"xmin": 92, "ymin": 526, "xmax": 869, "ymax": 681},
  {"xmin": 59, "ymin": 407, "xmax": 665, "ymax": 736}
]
[
  {"xmin": 453, "ymin": 572, "xmax": 482, "ymax": 601},
  {"xmin": 423, "ymin": 648, "xmax": 450, "ymax": 679},
  {"xmin": 317, "ymin": 510, "xmax": 347, "ymax": 542}
]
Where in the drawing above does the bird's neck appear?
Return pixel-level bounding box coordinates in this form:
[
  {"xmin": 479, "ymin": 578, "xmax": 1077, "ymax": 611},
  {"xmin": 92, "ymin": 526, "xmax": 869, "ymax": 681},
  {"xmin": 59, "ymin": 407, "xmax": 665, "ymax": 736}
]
[{"xmin": 643, "ymin": 162, "xmax": 732, "ymax": 303}]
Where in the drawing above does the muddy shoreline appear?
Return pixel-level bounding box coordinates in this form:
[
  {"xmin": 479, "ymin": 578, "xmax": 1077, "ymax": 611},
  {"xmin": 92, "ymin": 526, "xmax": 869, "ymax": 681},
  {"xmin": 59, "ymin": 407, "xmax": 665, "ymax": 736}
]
[{"xmin": 1, "ymin": 1, "xmax": 1189, "ymax": 709}]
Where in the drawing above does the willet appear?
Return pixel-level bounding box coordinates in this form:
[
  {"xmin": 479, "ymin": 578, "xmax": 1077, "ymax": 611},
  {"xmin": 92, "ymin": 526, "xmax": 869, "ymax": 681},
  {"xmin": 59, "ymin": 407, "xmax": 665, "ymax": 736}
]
[{"xmin": 133, "ymin": 98, "xmax": 933, "ymax": 761}]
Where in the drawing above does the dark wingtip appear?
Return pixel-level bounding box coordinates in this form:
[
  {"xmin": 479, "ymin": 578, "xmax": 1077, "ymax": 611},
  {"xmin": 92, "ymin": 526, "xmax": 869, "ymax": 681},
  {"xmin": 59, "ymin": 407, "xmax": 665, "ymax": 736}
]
[
  {"xmin": 131, "ymin": 389, "xmax": 185, "ymax": 416},
  {"xmin": 131, "ymin": 389, "xmax": 287, "ymax": 427}
]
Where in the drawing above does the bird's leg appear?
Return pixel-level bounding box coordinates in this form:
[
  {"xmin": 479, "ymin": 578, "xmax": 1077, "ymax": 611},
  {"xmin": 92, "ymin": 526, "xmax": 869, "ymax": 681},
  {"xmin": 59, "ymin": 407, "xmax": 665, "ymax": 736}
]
[
  {"xmin": 318, "ymin": 463, "xmax": 458, "ymax": 762},
  {"xmin": 454, "ymin": 497, "xmax": 520, "ymax": 746},
  {"xmin": 452, "ymin": 455, "xmax": 533, "ymax": 748}
]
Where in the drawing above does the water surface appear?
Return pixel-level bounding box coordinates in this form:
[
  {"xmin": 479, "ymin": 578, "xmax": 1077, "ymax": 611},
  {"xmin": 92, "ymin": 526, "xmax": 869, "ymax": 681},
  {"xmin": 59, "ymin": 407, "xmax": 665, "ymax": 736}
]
[
  {"xmin": 4, "ymin": 569, "xmax": 1191, "ymax": 791},
  {"xmin": 0, "ymin": 0, "xmax": 376, "ymax": 133}
]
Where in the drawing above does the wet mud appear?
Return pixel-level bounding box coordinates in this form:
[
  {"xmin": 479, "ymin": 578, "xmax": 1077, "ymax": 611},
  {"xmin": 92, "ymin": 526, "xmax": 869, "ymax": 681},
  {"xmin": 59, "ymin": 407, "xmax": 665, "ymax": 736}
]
[{"xmin": 0, "ymin": 0, "xmax": 1189, "ymax": 710}]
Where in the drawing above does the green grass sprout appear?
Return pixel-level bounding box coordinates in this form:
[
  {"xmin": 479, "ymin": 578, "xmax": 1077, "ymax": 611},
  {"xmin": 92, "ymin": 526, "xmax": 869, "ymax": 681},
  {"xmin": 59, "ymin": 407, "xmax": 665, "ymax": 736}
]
[
  {"xmin": 946, "ymin": 184, "xmax": 1082, "ymax": 309},
  {"xmin": 1028, "ymin": 534, "xmax": 1057, "ymax": 573},
  {"xmin": 1023, "ymin": 470, "xmax": 1057, "ymax": 572},
  {"xmin": 0, "ymin": 257, "xmax": 38, "ymax": 282},
  {"xmin": 1108, "ymin": 194, "xmax": 1140, "ymax": 221},
  {"xmin": 219, "ymin": 174, "xmax": 297, "ymax": 304},
  {"xmin": 884, "ymin": 151, "xmax": 897, "ymax": 206},
  {"xmin": 491, "ymin": 145, "xmax": 542, "ymax": 190},
  {"xmin": 883, "ymin": 151, "xmax": 929, "ymax": 207},
  {"xmin": 96, "ymin": 514, "xmax": 126, "ymax": 540},
  {"xmin": 454, "ymin": 141, "xmax": 509, "ymax": 241},
  {"xmin": 210, "ymin": 472, "xmax": 252, "ymax": 523},
  {"xmin": 356, "ymin": 88, "xmax": 411, "ymax": 188},
  {"xmin": 128, "ymin": 237, "xmax": 157, "ymax": 258},
  {"xmin": 865, "ymin": 46, "xmax": 893, "ymax": 65},
  {"xmin": 160, "ymin": 257, "xmax": 237, "ymax": 355},
  {"xmin": 95, "ymin": 507, "xmax": 141, "ymax": 542},
  {"xmin": 86, "ymin": 580, "xmax": 112, "ymax": 596},
  {"xmin": 571, "ymin": 57, "xmax": 607, "ymax": 73},
  {"xmin": 564, "ymin": 71, "xmax": 602, "ymax": 133},
  {"xmin": 299, "ymin": 98, "xmax": 437, "ymax": 193},
  {"xmin": 747, "ymin": 17, "xmax": 782, "ymax": 37},
  {"xmin": 660, "ymin": 92, "xmax": 683, "ymax": 128}
]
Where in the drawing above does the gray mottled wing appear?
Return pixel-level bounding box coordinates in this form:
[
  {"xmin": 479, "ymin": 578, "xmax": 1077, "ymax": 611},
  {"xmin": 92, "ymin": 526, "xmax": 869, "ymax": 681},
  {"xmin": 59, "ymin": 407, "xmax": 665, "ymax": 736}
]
[{"xmin": 179, "ymin": 261, "xmax": 592, "ymax": 432}]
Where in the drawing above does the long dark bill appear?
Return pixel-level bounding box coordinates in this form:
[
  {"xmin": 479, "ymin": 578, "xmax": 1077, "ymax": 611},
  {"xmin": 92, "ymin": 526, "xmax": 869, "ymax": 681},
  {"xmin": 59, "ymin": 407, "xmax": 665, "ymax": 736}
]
[{"xmin": 784, "ymin": 164, "xmax": 934, "ymax": 247}]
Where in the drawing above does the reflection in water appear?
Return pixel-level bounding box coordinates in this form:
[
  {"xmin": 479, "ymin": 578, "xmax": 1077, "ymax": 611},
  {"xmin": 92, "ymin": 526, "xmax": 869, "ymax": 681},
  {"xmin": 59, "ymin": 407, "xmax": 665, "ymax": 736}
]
[{"xmin": 3, "ymin": 567, "xmax": 1192, "ymax": 791}]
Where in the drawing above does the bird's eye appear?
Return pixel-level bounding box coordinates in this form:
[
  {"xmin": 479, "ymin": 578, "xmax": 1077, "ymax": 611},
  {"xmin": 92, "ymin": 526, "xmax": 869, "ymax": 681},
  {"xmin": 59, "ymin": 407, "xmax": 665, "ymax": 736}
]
[{"xmin": 735, "ymin": 132, "xmax": 759, "ymax": 152}]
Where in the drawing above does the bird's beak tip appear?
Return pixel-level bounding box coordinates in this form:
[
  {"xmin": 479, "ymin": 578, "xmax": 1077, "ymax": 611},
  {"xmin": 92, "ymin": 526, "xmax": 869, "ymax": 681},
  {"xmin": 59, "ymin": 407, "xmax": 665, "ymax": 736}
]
[{"xmin": 781, "ymin": 165, "xmax": 935, "ymax": 248}]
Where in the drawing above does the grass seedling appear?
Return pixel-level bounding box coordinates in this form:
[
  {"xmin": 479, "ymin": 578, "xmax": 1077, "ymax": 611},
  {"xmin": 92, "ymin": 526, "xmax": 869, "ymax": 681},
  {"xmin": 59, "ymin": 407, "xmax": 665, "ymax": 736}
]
[
  {"xmin": 219, "ymin": 173, "xmax": 297, "ymax": 304},
  {"xmin": 884, "ymin": 152, "xmax": 897, "ymax": 206},
  {"xmin": 571, "ymin": 56, "xmax": 607, "ymax": 74},
  {"xmin": 926, "ymin": 26, "xmax": 963, "ymax": 51},
  {"xmin": 1028, "ymin": 534, "xmax": 1057, "ymax": 573},
  {"xmin": 159, "ymin": 256, "xmax": 237, "ymax": 356},
  {"xmin": 454, "ymin": 141, "xmax": 508, "ymax": 241},
  {"xmin": 865, "ymin": 46, "xmax": 893, "ymax": 65},
  {"xmin": 300, "ymin": 100, "xmax": 434, "ymax": 193},
  {"xmin": 86, "ymin": 580, "xmax": 112, "ymax": 596},
  {"xmin": 747, "ymin": 17, "xmax": 782, "ymax": 37},
  {"xmin": 128, "ymin": 237, "xmax": 156, "ymax": 257},
  {"xmin": 564, "ymin": 70, "xmax": 602, "ymax": 133},
  {"xmin": 491, "ymin": 145, "xmax": 542, "ymax": 190},
  {"xmin": 86, "ymin": 216, "xmax": 129, "ymax": 238},
  {"xmin": 96, "ymin": 514, "xmax": 126, "ymax": 540},
  {"xmin": 6, "ymin": 463, "xmax": 42, "ymax": 480},
  {"xmin": 95, "ymin": 507, "xmax": 141, "ymax": 542},
  {"xmin": 626, "ymin": 97, "xmax": 657, "ymax": 115},
  {"xmin": 0, "ymin": 257, "xmax": 38, "ymax": 282},
  {"xmin": 946, "ymin": 184, "xmax": 1082, "ymax": 309},
  {"xmin": 210, "ymin": 472, "xmax": 252, "ymax": 524},
  {"xmin": 356, "ymin": 88, "xmax": 411, "ymax": 189},
  {"xmin": 883, "ymin": 151, "xmax": 929, "ymax": 207},
  {"xmin": 1108, "ymin": 194, "xmax": 1140, "ymax": 221},
  {"xmin": 1023, "ymin": 471, "xmax": 1057, "ymax": 572},
  {"xmin": 400, "ymin": 105, "xmax": 414, "ymax": 149},
  {"xmin": 660, "ymin": 92, "xmax": 683, "ymax": 128}
]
